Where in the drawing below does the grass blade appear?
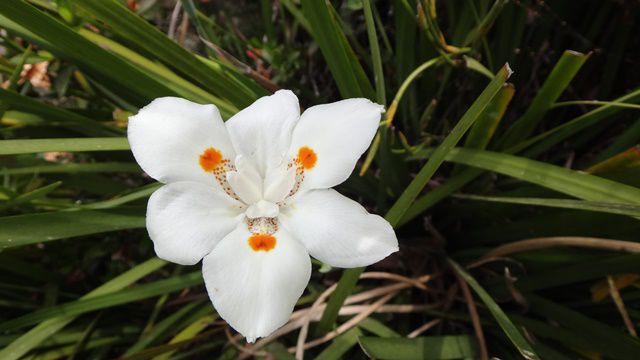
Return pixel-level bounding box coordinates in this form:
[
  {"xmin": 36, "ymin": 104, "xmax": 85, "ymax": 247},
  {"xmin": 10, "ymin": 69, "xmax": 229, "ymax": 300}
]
[
  {"xmin": 0, "ymin": 138, "xmax": 129, "ymax": 155},
  {"xmin": 462, "ymin": 0, "xmax": 509, "ymax": 47},
  {"xmin": 500, "ymin": 254, "xmax": 640, "ymax": 293},
  {"xmin": 0, "ymin": 0, "xmax": 176, "ymax": 105},
  {"xmin": 70, "ymin": 0, "xmax": 260, "ymax": 108},
  {"xmin": 315, "ymin": 265, "xmax": 362, "ymax": 335},
  {"xmin": 300, "ymin": 0, "xmax": 375, "ymax": 99},
  {"xmin": 385, "ymin": 64, "xmax": 512, "ymax": 226},
  {"xmin": 426, "ymin": 147, "xmax": 640, "ymax": 205},
  {"xmin": 464, "ymin": 84, "xmax": 514, "ymax": 150},
  {"xmin": 454, "ymin": 194, "xmax": 640, "ymax": 218},
  {"xmin": 527, "ymin": 293, "xmax": 640, "ymax": 359},
  {"xmin": 315, "ymin": 327, "xmax": 363, "ymax": 360},
  {"xmin": 0, "ymin": 181, "xmax": 62, "ymax": 210},
  {"xmin": 0, "ymin": 88, "xmax": 122, "ymax": 136},
  {"xmin": 449, "ymin": 260, "xmax": 539, "ymax": 359},
  {"xmin": 400, "ymin": 168, "xmax": 483, "ymax": 226},
  {"xmin": 78, "ymin": 29, "xmax": 237, "ymax": 117},
  {"xmin": 499, "ymin": 50, "xmax": 591, "ymax": 149},
  {"xmin": 0, "ymin": 208, "xmax": 145, "ymax": 249},
  {"xmin": 363, "ymin": 0, "xmax": 386, "ymax": 105},
  {"xmin": 358, "ymin": 335, "xmax": 477, "ymax": 360},
  {"xmin": 0, "ymin": 272, "xmax": 202, "ymax": 331},
  {"xmin": 1, "ymin": 162, "xmax": 141, "ymax": 176},
  {"xmin": 0, "ymin": 258, "xmax": 166, "ymax": 360},
  {"xmin": 153, "ymin": 313, "xmax": 218, "ymax": 360}
]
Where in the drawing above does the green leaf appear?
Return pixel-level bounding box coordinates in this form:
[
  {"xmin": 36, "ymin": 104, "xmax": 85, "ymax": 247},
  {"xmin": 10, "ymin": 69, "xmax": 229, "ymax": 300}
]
[
  {"xmin": 527, "ymin": 293, "xmax": 640, "ymax": 360},
  {"xmin": 497, "ymin": 254, "xmax": 640, "ymax": 294},
  {"xmin": 499, "ymin": 50, "xmax": 591, "ymax": 149},
  {"xmin": 78, "ymin": 29, "xmax": 237, "ymax": 118},
  {"xmin": 452, "ymin": 82, "xmax": 514, "ymax": 174},
  {"xmin": 449, "ymin": 260, "xmax": 539, "ymax": 359},
  {"xmin": 587, "ymin": 145, "xmax": 640, "ymax": 176},
  {"xmin": 280, "ymin": 0, "xmax": 312, "ymax": 33},
  {"xmin": 153, "ymin": 313, "xmax": 218, "ymax": 360},
  {"xmin": 385, "ymin": 64, "xmax": 512, "ymax": 226},
  {"xmin": 0, "ymin": 0, "xmax": 177, "ymax": 106},
  {"xmin": 426, "ymin": 147, "xmax": 640, "ymax": 205},
  {"xmin": 0, "ymin": 88, "xmax": 122, "ymax": 136},
  {"xmin": 515, "ymin": 88, "xmax": 640, "ymax": 158},
  {"xmin": 7, "ymin": 45, "xmax": 32, "ymax": 91},
  {"xmin": 315, "ymin": 327, "xmax": 363, "ymax": 360},
  {"xmin": 301, "ymin": 0, "xmax": 375, "ymax": 99},
  {"xmin": 400, "ymin": 168, "xmax": 483, "ymax": 226},
  {"xmin": 592, "ymin": 121, "xmax": 640, "ymax": 164},
  {"xmin": 462, "ymin": 0, "xmax": 509, "ymax": 47},
  {"xmin": 404, "ymin": 88, "xmax": 640, "ymax": 225},
  {"xmin": 360, "ymin": 56, "xmax": 441, "ymax": 176},
  {"xmin": 124, "ymin": 301, "xmax": 206, "ymax": 356},
  {"xmin": 363, "ymin": 0, "xmax": 386, "ymax": 105},
  {"xmin": 1, "ymin": 162, "xmax": 140, "ymax": 176},
  {"xmin": 358, "ymin": 318, "xmax": 401, "ymax": 338},
  {"xmin": 81, "ymin": 183, "xmax": 161, "ymax": 210},
  {"xmin": 70, "ymin": 0, "xmax": 260, "ymax": 108},
  {"xmin": 463, "ymin": 55, "xmax": 494, "ymax": 80},
  {"xmin": 454, "ymin": 194, "xmax": 640, "ymax": 218},
  {"xmin": 510, "ymin": 314, "xmax": 629, "ymax": 359},
  {"xmin": 0, "ymin": 272, "xmax": 202, "ymax": 331},
  {"xmin": 463, "ymin": 83, "xmax": 514, "ymax": 150},
  {"xmin": 358, "ymin": 335, "xmax": 477, "ymax": 360},
  {"xmin": 0, "ymin": 181, "xmax": 62, "ymax": 210},
  {"xmin": 179, "ymin": 0, "xmax": 219, "ymax": 58},
  {"xmin": 0, "ymin": 258, "xmax": 166, "ymax": 360},
  {"xmin": 315, "ymin": 265, "xmax": 362, "ymax": 335},
  {"xmin": 0, "ymin": 207, "xmax": 145, "ymax": 249},
  {"xmin": 0, "ymin": 138, "xmax": 129, "ymax": 155}
]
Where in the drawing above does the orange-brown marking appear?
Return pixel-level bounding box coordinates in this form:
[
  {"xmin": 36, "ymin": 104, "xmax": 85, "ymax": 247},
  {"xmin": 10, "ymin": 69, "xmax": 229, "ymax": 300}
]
[
  {"xmin": 199, "ymin": 147, "xmax": 223, "ymax": 172},
  {"xmin": 297, "ymin": 146, "xmax": 317, "ymax": 169},
  {"xmin": 248, "ymin": 234, "xmax": 277, "ymax": 252}
]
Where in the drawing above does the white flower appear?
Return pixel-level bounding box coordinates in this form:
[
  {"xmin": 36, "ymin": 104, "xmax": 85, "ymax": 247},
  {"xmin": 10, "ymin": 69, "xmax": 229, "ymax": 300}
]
[{"xmin": 127, "ymin": 90, "xmax": 399, "ymax": 342}]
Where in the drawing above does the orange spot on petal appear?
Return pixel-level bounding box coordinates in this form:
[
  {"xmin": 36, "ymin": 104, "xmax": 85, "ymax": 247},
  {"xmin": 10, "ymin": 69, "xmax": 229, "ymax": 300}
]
[
  {"xmin": 298, "ymin": 146, "xmax": 317, "ymax": 169},
  {"xmin": 199, "ymin": 147, "xmax": 222, "ymax": 172},
  {"xmin": 248, "ymin": 234, "xmax": 276, "ymax": 252}
]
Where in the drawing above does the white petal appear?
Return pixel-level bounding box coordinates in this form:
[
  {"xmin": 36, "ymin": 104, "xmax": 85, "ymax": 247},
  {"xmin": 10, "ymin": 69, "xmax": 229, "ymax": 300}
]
[
  {"xmin": 226, "ymin": 90, "xmax": 300, "ymax": 176},
  {"xmin": 245, "ymin": 200, "xmax": 279, "ymax": 219},
  {"xmin": 235, "ymin": 155, "xmax": 262, "ymax": 187},
  {"xmin": 146, "ymin": 181, "xmax": 244, "ymax": 265},
  {"xmin": 263, "ymin": 163, "xmax": 296, "ymax": 203},
  {"xmin": 128, "ymin": 97, "xmax": 236, "ymax": 185},
  {"xmin": 280, "ymin": 189, "xmax": 398, "ymax": 268},
  {"xmin": 202, "ymin": 226, "xmax": 311, "ymax": 342},
  {"xmin": 289, "ymin": 98, "xmax": 384, "ymax": 189},
  {"xmin": 226, "ymin": 155, "xmax": 263, "ymax": 204}
]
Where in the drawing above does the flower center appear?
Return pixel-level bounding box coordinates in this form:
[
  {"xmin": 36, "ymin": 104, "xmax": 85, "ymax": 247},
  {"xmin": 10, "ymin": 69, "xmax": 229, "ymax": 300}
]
[{"xmin": 198, "ymin": 146, "xmax": 319, "ymax": 252}]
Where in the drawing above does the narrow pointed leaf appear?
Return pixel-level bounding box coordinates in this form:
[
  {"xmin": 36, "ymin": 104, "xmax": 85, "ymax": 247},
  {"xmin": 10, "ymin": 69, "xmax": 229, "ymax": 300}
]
[{"xmin": 449, "ymin": 260, "xmax": 539, "ymax": 359}]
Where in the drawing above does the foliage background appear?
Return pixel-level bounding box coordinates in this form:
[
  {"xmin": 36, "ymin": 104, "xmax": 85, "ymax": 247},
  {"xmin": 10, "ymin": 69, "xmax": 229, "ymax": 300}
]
[{"xmin": 1, "ymin": 0, "xmax": 640, "ymax": 359}]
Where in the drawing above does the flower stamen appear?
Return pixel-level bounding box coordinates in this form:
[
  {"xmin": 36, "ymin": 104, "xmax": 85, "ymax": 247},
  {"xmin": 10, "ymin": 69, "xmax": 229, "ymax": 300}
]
[
  {"xmin": 283, "ymin": 146, "xmax": 317, "ymax": 199},
  {"xmin": 199, "ymin": 147, "xmax": 240, "ymax": 201}
]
